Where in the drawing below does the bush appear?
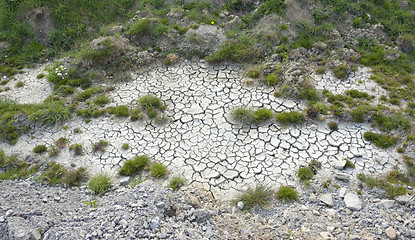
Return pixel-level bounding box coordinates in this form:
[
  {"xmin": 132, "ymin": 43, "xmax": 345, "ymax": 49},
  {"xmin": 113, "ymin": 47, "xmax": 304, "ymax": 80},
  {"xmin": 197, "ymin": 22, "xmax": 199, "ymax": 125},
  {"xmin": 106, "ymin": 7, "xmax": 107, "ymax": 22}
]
[
  {"xmin": 138, "ymin": 95, "xmax": 165, "ymax": 110},
  {"xmin": 77, "ymin": 87, "xmax": 101, "ymax": 101},
  {"xmin": 150, "ymin": 162, "xmax": 167, "ymax": 178},
  {"xmin": 121, "ymin": 143, "xmax": 129, "ymax": 150},
  {"xmin": 264, "ymin": 73, "xmax": 278, "ymax": 86},
  {"xmin": 15, "ymin": 81, "xmax": 24, "ymax": 88},
  {"xmin": 253, "ymin": 108, "xmax": 273, "ymax": 123},
  {"xmin": 48, "ymin": 146, "xmax": 61, "ymax": 157},
  {"xmin": 112, "ymin": 105, "xmax": 129, "ymax": 117},
  {"xmin": 119, "ymin": 156, "xmax": 149, "ymax": 176},
  {"xmin": 276, "ymin": 186, "xmax": 298, "ymax": 202},
  {"xmin": 169, "ymin": 177, "xmax": 186, "ymax": 191},
  {"xmin": 247, "ymin": 69, "xmax": 260, "ymax": 78},
  {"xmin": 300, "ymin": 89, "xmax": 319, "ymax": 101},
  {"xmin": 55, "ymin": 137, "xmax": 68, "ymax": 148},
  {"xmin": 93, "ymin": 95, "xmax": 110, "ymax": 106},
  {"xmin": 363, "ymin": 132, "xmax": 397, "ymax": 148},
  {"xmin": 344, "ymin": 159, "xmax": 355, "ymax": 169},
  {"xmin": 232, "ymin": 107, "xmax": 253, "ymax": 123},
  {"xmin": 316, "ymin": 67, "xmax": 326, "ymax": 74},
  {"xmin": 298, "ymin": 167, "xmax": 313, "ymax": 182},
  {"xmin": 63, "ymin": 167, "xmax": 88, "ymax": 187},
  {"xmin": 275, "ymin": 111, "xmax": 305, "ymax": 125},
  {"xmin": 350, "ymin": 108, "xmax": 364, "ymax": 123},
  {"xmin": 234, "ymin": 185, "xmax": 273, "ymax": 210},
  {"xmin": 33, "ymin": 145, "xmax": 47, "ymax": 154},
  {"xmin": 92, "ymin": 140, "xmax": 109, "ymax": 152},
  {"xmin": 306, "ymin": 105, "xmax": 320, "ymax": 120},
  {"xmin": 328, "ymin": 121, "xmax": 338, "ymax": 131},
  {"xmin": 345, "ymin": 90, "xmax": 370, "ymax": 99},
  {"xmin": 333, "ymin": 65, "xmax": 348, "ymax": 79},
  {"xmin": 88, "ymin": 174, "xmax": 112, "ymax": 195},
  {"xmin": 29, "ymin": 102, "xmax": 71, "ymax": 125},
  {"xmin": 130, "ymin": 108, "xmax": 144, "ymax": 121}
]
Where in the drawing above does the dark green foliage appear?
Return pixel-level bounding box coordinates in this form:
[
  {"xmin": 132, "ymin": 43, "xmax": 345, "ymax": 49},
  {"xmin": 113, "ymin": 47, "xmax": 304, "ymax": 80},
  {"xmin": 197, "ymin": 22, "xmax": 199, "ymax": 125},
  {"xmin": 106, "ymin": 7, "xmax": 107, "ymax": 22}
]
[
  {"xmin": 306, "ymin": 105, "xmax": 320, "ymax": 120},
  {"xmin": 363, "ymin": 132, "xmax": 397, "ymax": 148},
  {"xmin": 92, "ymin": 140, "xmax": 109, "ymax": 152},
  {"xmin": 373, "ymin": 113, "xmax": 411, "ymax": 132},
  {"xmin": 345, "ymin": 90, "xmax": 370, "ymax": 99},
  {"xmin": 328, "ymin": 121, "xmax": 338, "ymax": 131},
  {"xmin": 111, "ymin": 105, "xmax": 129, "ymax": 117},
  {"xmin": 300, "ymin": 89, "xmax": 319, "ymax": 101},
  {"xmin": 77, "ymin": 87, "xmax": 101, "ymax": 101},
  {"xmin": 118, "ymin": 156, "xmax": 149, "ymax": 176},
  {"xmin": 88, "ymin": 174, "xmax": 112, "ymax": 195},
  {"xmin": 93, "ymin": 95, "xmax": 110, "ymax": 106},
  {"xmin": 297, "ymin": 167, "xmax": 313, "ymax": 182},
  {"xmin": 234, "ymin": 185, "xmax": 273, "ymax": 210},
  {"xmin": 126, "ymin": 18, "xmax": 168, "ymax": 39},
  {"xmin": 253, "ymin": 108, "xmax": 273, "ymax": 123},
  {"xmin": 350, "ymin": 108, "xmax": 365, "ymax": 123},
  {"xmin": 276, "ymin": 186, "xmax": 298, "ymax": 202},
  {"xmin": 121, "ymin": 143, "xmax": 129, "ymax": 150},
  {"xmin": 130, "ymin": 108, "xmax": 144, "ymax": 121},
  {"xmin": 275, "ymin": 111, "xmax": 305, "ymax": 125},
  {"xmin": 169, "ymin": 177, "xmax": 185, "ymax": 191},
  {"xmin": 76, "ymin": 108, "xmax": 92, "ymax": 118},
  {"xmin": 247, "ymin": 69, "xmax": 260, "ymax": 78},
  {"xmin": 333, "ymin": 65, "xmax": 349, "ymax": 79},
  {"xmin": 91, "ymin": 109, "xmax": 106, "ymax": 118},
  {"xmin": 150, "ymin": 162, "xmax": 167, "ymax": 178},
  {"xmin": 138, "ymin": 95, "xmax": 165, "ymax": 110},
  {"xmin": 232, "ymin": 107, "xmax": 253, "ymax": 123},
  {"xmin": 33, "ymin": 145, "xmax": 47, "ymax": 154}
]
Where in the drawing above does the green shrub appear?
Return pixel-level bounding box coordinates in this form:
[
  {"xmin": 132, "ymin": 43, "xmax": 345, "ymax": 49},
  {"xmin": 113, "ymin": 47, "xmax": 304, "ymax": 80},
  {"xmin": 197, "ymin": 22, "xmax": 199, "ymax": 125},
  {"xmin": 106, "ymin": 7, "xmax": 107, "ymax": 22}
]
[
  {"xmin": 279, "ymin": 24, "xmax": 288, "ymax": 30},
  {"xmin": 253, "ymin": 108, "xmax": 273, "ymax": 123},
  {"xmin": 121, "ymin": 143, "xmax": 129, "ymax": 150},
  {"xmin": 150, "ymin": 162, "xmax": 167, "ymax": 178},
  {"xmin": 15, "ymin": 81, "xmax": 24, "ymax": 88},
  {"xmin": 352, "ymin": 17, "xmax": 362, "ymax": 28},
  {"xmin": 232, "ymin": 107, "xmax": 253, "ymax": 123},
  {"xmin": 314, "ymin": 102, "xmax": 329, "ymax": 114},
  {"xmin": 88, "ymin": 174, "xmax": 112, "ymax": 195},
  {"xmin": 233, "ymin": 185, "xmax": 273, "ymax": 210},
  {"xmin": 247, "ymin": 69, "xmax": 260, "ymax": 78},
  {"xmin": 92, "ymin": 140, "xmax": 109, "ymax": 152},
  {"xmin": 93, "ymin": 95, "xmax": 110, "ymax": 106},
  {"xmin": 276, "ymin": 186, "xmax": 298, "ymax": 202},
  {"xmin": 36, "ymin": 73, "xmax": 45, "ymax": 79},
  {"xmin": 138, "ymin": 95, "xmax": 165, "ymax": 110},
  {"xmin": 130, "ymin": 108, "xmax": 144, "ymax": 121},
  {"xmin": 69, "ymin": 144, "xmax": 84, "ymax": 156},
  {"xmin": 298, "ymin": 167, "xmax": 313, "ymax": 182},
  {"xmin": 363, "ymin": 132, "xmax": 397, "ymax": 148},
  {"xmin": 345, "ymin": 90, "xmax": 370, "ymax": 99},
  {"xmin": 112, "ymin": 105, "xmax": 129, "ymax": 117},
  {"xmin": 333, "ymin": 65, "xmax": 349, "ymax": 79},
  {"xmin": 374, "ymin": 113, "xmax": 411, "ymax": 132},
  {"xmin": 300, "ymin": 89, "xmax": 319, "ymax": 101},
  {"xmin": 76, "ymin": 108, "xmax": 92, "ymax": 118},
  {"xmin": 48, "ymin": 146, "xmax": 61, "ymax": 157},
  {"xmin": 316, "ymin": 67, "xmax": 326, "ymax": 74},
  {"xmin": 29, "ymin": 102, "xmax": 71, "ymax": 125},
  {"xmin": 264, "ymin": 73, "xmax": 278, "ymax": 86},
  {"xmin": 119, "ymin": 156, "xmax": 149, "ymax": 176},
  {"xmin": 55, "ymin": 137, "xmax": 68, "ymax": 148},
  {"xmin": 91, "ymin": 109, "xmax": 106, "ymax": 118},
  {"xmin": 350, "ymin": 108, "xmax": 364, "ymax": 123},
  {"xmin": 0, "ymin": 150, "xmax": 37, "ymax": 180},
  {"xmin": 275, "ymin": 111, "xmax": 305, "ymax": 125},
  {"xmin": 344, "ymin": 159, "xmax": 355, "ymax": 169},
  {"xmin": 306, "ymin": 105, "xmax": 320, "ymax": 120},
  {"xmin": 77, "ymin": 87, "xmax": 101, "ymax": 101},
  {"xmin": 169, "ymin": 177, "xmax": 186, "ymax": 191},
  {"xmin": 33, "ymin": 145, "xmax": 47, "ymax": 154},
  {"xmin": 63, "ymin": 167, "xmax": 88, "ymax": 187}
]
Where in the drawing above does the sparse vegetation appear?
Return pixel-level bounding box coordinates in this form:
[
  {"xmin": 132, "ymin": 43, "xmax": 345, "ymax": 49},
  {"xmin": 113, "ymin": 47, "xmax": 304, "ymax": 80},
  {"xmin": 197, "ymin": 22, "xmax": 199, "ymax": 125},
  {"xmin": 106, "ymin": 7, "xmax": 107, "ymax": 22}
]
[
  {"xmin": 121, "ymin": 143, "xmax": 129, "ymax": 150},
  {"xmin": 232, "ymin": 107, "xmax": 253, "ymax": 123},
  {"xmin": 297, "ymin": 167, "xmax": 314, "ymax": 182},
  {"xmin": 328, "ymin": 121, "xmax": 338, "ymax": 131},
  {"xmin": 333, "ymin": 65, "xmax": 349, "ymax": 79},
  {"xmin": 92, "ymin": 140, "xmax": 109, "ymax": 152},
  {"xmin": 150, "ymin": 162, "xmax": 167, "ymax": 178},
  {"xmin": 275, "ymin": 111, "xmax": 305, "ymax": 125},
  {"xmin": 41, "ymin": 162, "xmax": 87, "ymax": 187},
  {"xmin": 0, "ymin": 150, "xmax": 37, "ymax": 180},
  {"xmin": 276, "ymin": 186, "xmax": 298, "ymax": 202},
  {"xmin": 363, "ymin": 132, "xmax": 397, "ymax": 149},
  {"xmin": 169, "ymin": 177, "xmax": 186, "ymax": 191},
  {"xmin": 69, "ymin": 144, "xmax": 84, "ymax": 156},
  {"xmin": 234, "ymin": 185, "xmax": 273, "ymax": 210},
  {"xmin": 88, "ymin": 173, "xmax": 112, "ymax": 195},
  {"xmin": 119, "ymin": 156, "xmax": 149, "ymax": 176},
  {"xmin": 33, "ymin": 145, "xmax": 47, "ymax": 154},
  {"xmin": 253, "ymin": 108, "xmax": 273, "ymax": 123}
]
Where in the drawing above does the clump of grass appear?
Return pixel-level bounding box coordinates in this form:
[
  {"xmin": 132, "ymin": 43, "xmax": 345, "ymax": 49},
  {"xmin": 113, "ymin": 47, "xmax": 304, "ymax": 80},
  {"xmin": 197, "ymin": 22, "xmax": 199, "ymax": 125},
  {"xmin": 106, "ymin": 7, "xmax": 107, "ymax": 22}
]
[
  {"xmin": 344, "ymin": 159, "xmax": 356, "ymax": 169},
  {"xmin": 233, "ymin": 185, "xmax": 273, "ymax": 210},
  {"xmin": 276, "ymin": 186, "xmax": 298, "ymax": 202},
  {"xmin": 109, "ymin": 105, "xmax": 129, "ymax": 117},
  {"xmin": 63, "ymin": 167, "xmax": 88, "ymax": 187},
  {"xmin": 88, "ymin": 173, "xmax": 112, "ymax": 195},
  {"xmin": 15, "ymin": 81, "xmax": 24, "ymax": 88},
  {"xmin": 333, "ymin": 65, "xmax": 349, "ymax": 79},
  {"xmin": 169, "ymin": 177, "xmax": 186, "ymax": 191},
  {"xmin": 29, "ymin": 102, "xmax": 71, "ymax": 125},
  {"xmin": 232, "ymin": 107, "xmax": 253, "ymax": 123},
  {"xmin": 308, "ymin": 159, "xmax": 322, "ymax": 174},
  {"xmin": 77, "ymin": 87, "xmax": 101, "ymax": 101},
  {"xmin": 350, "ymin": 108, "xmax": 365, "ymax": 123},
  {"xmin": 119, "ymin": 156, "xmax": 149, "ymax": 176},
  {"xmin": 150, "ymin": 162, "xmax": 167, "ymax": 178},
  {"xmin": 41, "ymin": 162, "xmax": 88, "ymax": 187},
  {"xmin": 253, "ymin": 108, "xmax": 273, "ymax": 123},
  {"xmin": 247, "ymin": 68, "xmax": 260, "ymax": 78},
  {"xmin": 328, "ymin": 121, "xmax": 338, "ymax": 131},
  {"xmin": 138, "ymin": 95, "xmax": 166, "ymax": 119},
  {"xmin": 0, "ymin": 150, "xmax": 37, "ymax": 180},
  {"xmin": 130, "ymin": 108, "xmax": 144, "ymax": 121},
  {"xmin": 298, "ymin": 167, "xmax": 313, "ymax": 182},
  {"xmin": 275, "ymin": 111, "xmax": 305, "ymax": 125},
  {"xmin": 69, "ymin": 144, "xmax": 84, "ymax": 156},
  {"xmin": 358, "ymin": 173, "xmax": 407, "ymax": 199},
  {"xmin": 92, "ymin": 140, "xmax": 109, "ymax": 152},
  {"xmin": 316, "ymin": 67, "xmax": 326, "ymax": 74},
  {"xmin": 55, "ymin": 137, "xmax": 68, "ymax": 148},
  {"xmin": 363, "ymin": 132, "xmax": 397, "ymax": 148},
  {"xmin": 33, "ymin": 145, "xmax": 47, "ymax": 154},
  {"xmin": 36, "ymin": 73, "xmax": 46, "ymax": 79},
  {"xmin": 93, "ymin": 95, "xmax": 110, "ymax": 106},
  {"xmin": 121, "ymin": 143, "xmax": 129, "ymax": 150},
  {"xmin": 345, "ymin": 90, "xmax": 370, "ymax": 100},
  {"xmin": 264, "ymin": 73, "xmax": 278, "ymax": 86},
  {"xmin": 300, "ymin": 89, "xmax": 319, "ymax": 101},
  {"xmin": 48, "ymin": 146, "xmax": 61, "ymax": 157}
]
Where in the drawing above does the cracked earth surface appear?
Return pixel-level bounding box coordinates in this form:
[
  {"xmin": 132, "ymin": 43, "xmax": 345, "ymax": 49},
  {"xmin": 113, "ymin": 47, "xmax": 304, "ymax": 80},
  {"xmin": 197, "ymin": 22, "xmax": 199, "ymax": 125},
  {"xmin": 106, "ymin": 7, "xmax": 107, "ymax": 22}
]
[{"xmin": 0, "ymin": 60, "xmax": 400, "ymax": 199}]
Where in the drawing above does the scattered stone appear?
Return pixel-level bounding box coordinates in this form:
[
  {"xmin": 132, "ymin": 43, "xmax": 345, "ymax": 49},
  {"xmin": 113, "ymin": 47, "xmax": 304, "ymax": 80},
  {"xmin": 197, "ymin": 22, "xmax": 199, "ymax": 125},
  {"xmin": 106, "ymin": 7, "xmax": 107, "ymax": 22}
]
[
  {"xmin": 385, "ymin": 226, "xmax": 396, "ymax": 239},
  {"xmin": 237, "ymin": 201, "xmax": 244, "ymax": 210},
  {"xmin": 333, "ymin": 160, "xmax": 346, "ymax": 169},
  {"xmin": 378, "ymin": 199, "xmax": 395, "ymax": 208},
  {"xmin": 319, "ymin": 194, "xmax": 334, "ymax": 207},
  {"xmin": 344, "ymin": 193, "xmax": 362, "ymax": 211}
]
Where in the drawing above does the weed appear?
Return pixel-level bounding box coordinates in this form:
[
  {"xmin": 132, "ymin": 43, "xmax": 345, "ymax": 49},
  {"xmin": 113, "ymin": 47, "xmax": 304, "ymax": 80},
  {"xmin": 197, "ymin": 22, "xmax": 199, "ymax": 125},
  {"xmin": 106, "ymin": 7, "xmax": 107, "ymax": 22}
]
[
  {"xmin": 138, "ymin": 95, "xmax": 165, "ymax": 111},
  {"xmin": 64, "ymin": 167, "xmax": 88, "ymax": 187},
  {"xmin": 88, "ymin": 173, "xmax": 112, "ymax": 195},
  {"xmin": 328, "ymin": 121, "xmax": 338, "ymax": 131},
  {"xmin": 29, "ymin": 102, "xmax": 71, "ymax": 125},
  {"xmin": 69, "ymin": 144, "xmax": 84, "ymax": 156},
  {"xmin": 93, "ymin": 95, "xmax": 110, "ymax": 106},
  {"xmin": 397, "ymin": 147, "xmax": 405, "ymax": 153},
  {"xmin": 264, "ymin": 73, "xmax": 278, "ymax": 86},
  {"xmin": 333, "ymin": 65, "xmax": 349, "ymax": 79},
  {"xmin": 234, "ymin": 185, "xmax": 273, "ymax": 210},
  {"xmin": 300, "ymin": 89, "xmax": 319, "ymax": 101},
  {"xmin": 275, "ymin": 111, "xmax": 305, "ymax": 125},
  {"xmin": 298, "ymin": 167, "xmax": 314, "ymax": 182},
  {"xmin": 130, "ymin": 108, "xmax": 144, "ymax": 121},
  {"xmin": 316, "ymin": 67, "xmax": 326, "ymax": 74},
  {"xmin": 344, "ymin": 159, "xmax": 356, "ymax": 169},
  {"xmin": 345, "ymin": 90, "xmax": 370, "ymax": 100},
  {"xmin": 253, "ymin": 108, "xmax": 273, "ymax": 123},
  {"xmin": 48, "ymin": 146, "xmax": 61, "ymax": 157},
  {"xmin": 15, "ymin": 81, "xmax": 24, "ymax": 88},
  {"xmin": 33, "ymin": 145, "xmax": 47, "ymax": 154},
  {"xmin": 111, "ymin": 105, "xmax": 129, "ymax": 117},
  {"xmin": 0, "ymin": 150, "xmax": 37, "ymax": 180},
  {"xmin": 91, "ymin": 109, "xmax": 106, "ymax": 118},
  {"xmin": 119, "ymin": 156, "xmax": 149, "ymax": 176},
  {"xmin": 82, "ymin": 198, "xmax": 97, "ymax": 207},
  {"xmin": 232, "ymin": 107, "xmax": 253, "ymax": 123},
  {"xmin": 308, "ymin": 160, "xmax": 322, "ymax": 174},
  {"xmin": 247, "ymin": 69, "xmax": 260, "ymax": 78},
  {"xmin": 306, "ymin": 105, "xmax": 320, "ymax": 120},
  {"xmin": 129, "ymin": 176, "xmax": 145, "ymax": 189},
  {"xmin": 55, "ymin": 137, "xmax": 68, "ymax": 148},
  {"xmin": 121, "ymin": 143, "xmax": 129, "ymax": 150},
  {"xmin": 77, "ymin": 87, "xmax": 101, "ymax": 101},
  {"xmin": 92, "ymin": 140, "xmax": 109, "ymax": 152},
  {"xmin": 36, "ymin": 73, "xmax": 45, "ymax": 79},
  {"xmin": 150, "ymin": 162, "xmax": 167, "ymax": 178},
  {"xmin": 322, "ymin": 179, "xmax": 331, "ymax": 188},
  {"xmin": 169, "ymin": 177, "xmax": 186, "ymax": 191},
  {"xmin": 350, "ymin": 108, "xmax": 365, "ymax": 123},
  {"xmin": 276, "ymin": 186, "xmax": 298, "ymax": 202},
  {"xmin": 363, "ymin": 132, "xmax": 397, "ymax": 148}
]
